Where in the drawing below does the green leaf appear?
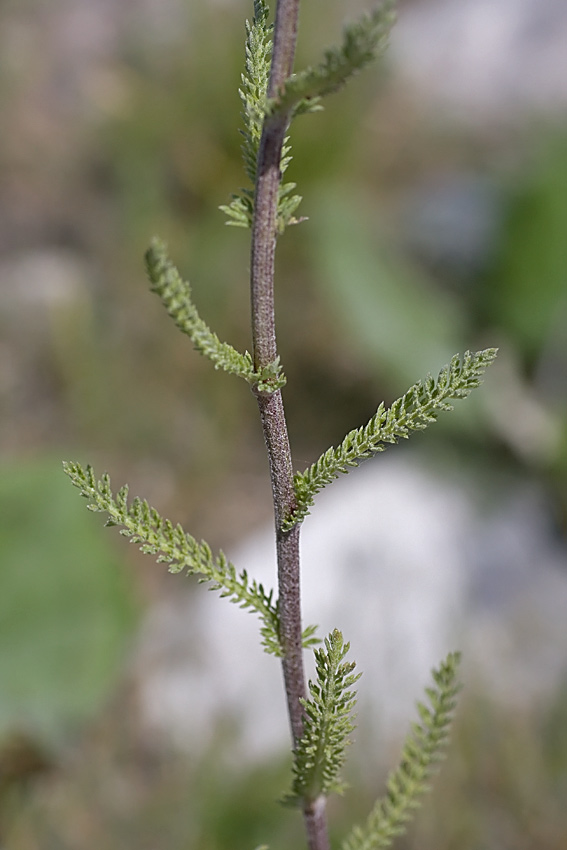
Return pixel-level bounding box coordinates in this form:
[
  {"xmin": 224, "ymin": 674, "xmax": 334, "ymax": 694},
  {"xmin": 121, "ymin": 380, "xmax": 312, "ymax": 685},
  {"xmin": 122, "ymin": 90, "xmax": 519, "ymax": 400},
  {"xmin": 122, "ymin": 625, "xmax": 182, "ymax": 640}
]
[
  {"xmin": 341, "ymin": 653, "xmax": 462, "ymax": 850},
  {"xmin": 221, "ymin": 0, "xmax": 305, "ymax": 233},
  {"xmin": 266, "ymin": 2, "xmax": 396, "ymax": 118},
  {"xmin": 63, "ymin": 461, "xmax": 283, "ymax": 656},
  {"xmin": 283, "ymin": 629, "xmax": 361, "ymax": 806},
  {"xmin": 285, "ymin": 349, "xmax": 497, "ymax": 529},
  {"xmin": 145, "ymin": 237, "xmax": 286, "ymax": 392}
]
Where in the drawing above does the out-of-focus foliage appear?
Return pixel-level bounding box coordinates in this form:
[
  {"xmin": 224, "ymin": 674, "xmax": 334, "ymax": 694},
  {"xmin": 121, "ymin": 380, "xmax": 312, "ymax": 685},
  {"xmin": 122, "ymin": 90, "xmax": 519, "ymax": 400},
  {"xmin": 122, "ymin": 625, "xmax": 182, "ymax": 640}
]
[
  {"xmin": 481, "ymin": 132, "xmax": 567, "ymax": 365},
  {"xmin": 307, "ymin": 188, "xmax": 465, "ymax": 388},
  {"xmin": 0, "ymin": 458, "xmax": 138, "ymax": 745},
  {"xmin": 477, "ymin": 132, "xmax": 567, "ymax": 523}
]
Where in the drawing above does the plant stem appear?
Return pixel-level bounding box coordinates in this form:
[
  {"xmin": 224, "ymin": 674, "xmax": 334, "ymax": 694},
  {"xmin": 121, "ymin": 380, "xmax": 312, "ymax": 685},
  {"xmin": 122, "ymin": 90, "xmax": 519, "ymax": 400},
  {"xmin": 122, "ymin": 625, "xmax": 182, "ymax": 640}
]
[
  {"xmin": 255, "ymin": 391, "xmax": 304, "ymax": 747},
  {"xmin": 250, "ymin": 0, "xmax": 300, "ymax": 367},
  {"xmin": 250, "ymin": 2, "xmax": 330, "ymax": 849},
  {"xmin": 269, "ymin": 0, "xmax": 301, "ymax": 95}
]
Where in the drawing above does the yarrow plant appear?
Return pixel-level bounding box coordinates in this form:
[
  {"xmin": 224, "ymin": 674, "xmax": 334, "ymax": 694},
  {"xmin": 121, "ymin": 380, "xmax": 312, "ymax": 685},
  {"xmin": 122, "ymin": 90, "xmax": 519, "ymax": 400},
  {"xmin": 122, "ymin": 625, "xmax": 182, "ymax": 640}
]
[{"xmin": 64, "ymin": 1, "xmax": 497, "ymax": 848}]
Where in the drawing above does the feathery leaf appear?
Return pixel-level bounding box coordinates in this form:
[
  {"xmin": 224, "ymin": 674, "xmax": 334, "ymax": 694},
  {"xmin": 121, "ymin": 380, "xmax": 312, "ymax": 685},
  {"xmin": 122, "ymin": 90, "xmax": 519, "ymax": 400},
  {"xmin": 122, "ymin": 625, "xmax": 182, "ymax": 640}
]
[
  {"xmin": 63, "ymin": 461, "xmax": 319, "ymax": 655},
  {"xmin": 341, "ymin": 653, "xmax": 462, "ymax": 850},
  {"xmin": 283, "ymin": 629, "xmax": 361, "ymax": 806},
  {"xmin": 62, "ymin": 461, "xmax": 283, "ymax": 655},
  {"xmin": 219, "ymin": 0, "xmax": 305, "ymax": 233},
  {"xmin": 284, "ymin": 348, "xmax": 498, "ymax": 528},
  {"xmin": 145, "ymin": 237, "xmax": 286, "ymax": 392},
  {"xmin": 266, "ymin": 1, "xmax": 396, "ymax": 120}
]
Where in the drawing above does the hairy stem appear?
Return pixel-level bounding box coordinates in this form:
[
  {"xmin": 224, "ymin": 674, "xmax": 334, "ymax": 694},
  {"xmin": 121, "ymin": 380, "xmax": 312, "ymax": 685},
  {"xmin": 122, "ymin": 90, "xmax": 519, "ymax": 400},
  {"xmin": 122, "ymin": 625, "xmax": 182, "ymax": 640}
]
[
  {"xmin": 304, "ymin": 796, "xmax": 330, "ymax": 850},
  {"xmin": 255, "ymin": 390, "xmax": 304, "ymax": 746},
  {"xmin": 269, "ymin": 0, "xmax": 300, "ymax": 95},
  {"xmin": 250, "ymin": 2, "xmax": 330, "ymax": 849}
]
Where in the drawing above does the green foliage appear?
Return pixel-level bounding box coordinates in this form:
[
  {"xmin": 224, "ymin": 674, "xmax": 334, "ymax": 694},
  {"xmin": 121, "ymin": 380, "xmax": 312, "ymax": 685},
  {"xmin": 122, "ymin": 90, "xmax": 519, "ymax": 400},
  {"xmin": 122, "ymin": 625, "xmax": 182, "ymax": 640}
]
[
  {"xmin": 145, "ymin": 237, "xmax": 286, "ymax": 392},
  {"xmin": 265, "ymin": 2, "xmax": 396, "ymax": 119},
  {"xmin": 283, "ymin": 629, "xmax": 361, "ymax": 807},
  {"xmin": 62, "ymin": 461, "xmax": 282, "ymax": 656},
  {"xmin": 309, "ymin": 191, "xmax": 466, "ymax": 387},
  {"xmin": 285, "ymin": 349, "xmax": 498, "ymax": 529},
  {"xmin": 341, "ymin": 653, "xmax": 462, "ymax": 850},
  {"xmin": 0, "ymin": 458, "xmax": 138, "ymax": 745},
  {"xmin": 483, "ymin": 132, "xmax": 567, "ymax": 359},
  {"xmin": 276, "ymin": 138, "xmax": 305, "ymax": 233},
  {"xmin": 219, "ymin": 0, "xmax": 303, "ymax": 233},
  {"xmin": 62, "ymin": 461, "xmax": 319, "ymax": 658},
  {"xmin": 237, "ymin": 0, "xmax": 272, "ymax": 190},
  {"xmin": 221, "ymin": 0, "xmax": 396, "ymax": 234}
]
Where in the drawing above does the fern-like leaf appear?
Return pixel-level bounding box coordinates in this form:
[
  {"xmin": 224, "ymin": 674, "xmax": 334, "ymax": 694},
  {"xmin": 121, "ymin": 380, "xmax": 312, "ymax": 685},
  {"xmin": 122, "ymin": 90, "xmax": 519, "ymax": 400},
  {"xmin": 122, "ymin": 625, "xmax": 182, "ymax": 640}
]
[
  {"xmin": 283, "ymin": 629, "xmax": 361, "ymax": 807},
  {"xmin": 62, "ymin": 461, "xmax": 283, "ymax": 655},
  {"xmin": 239, "ymin": 0, "xmax": 272, "ymax": 189},
  {"xmin": 284, "ymin": 348, "xmax": 497, "ymax": 529},
  {"xmin": 219, "ymin": 0, "xmax": 305, "ymax": 233},
  {"xmin": 341, "ymin": 652, "xmax": 461, "ymax": 850},
  {"xmin": 145, "ymin": 237, "xmax": 286, "ymax": 392},
  {"xmin": 266, "ymin": 2, "xmax": 396, "ymax": 120},
  {"xmin": 275, "ymin": 134, "xmax": 307, "ymax": 233}
]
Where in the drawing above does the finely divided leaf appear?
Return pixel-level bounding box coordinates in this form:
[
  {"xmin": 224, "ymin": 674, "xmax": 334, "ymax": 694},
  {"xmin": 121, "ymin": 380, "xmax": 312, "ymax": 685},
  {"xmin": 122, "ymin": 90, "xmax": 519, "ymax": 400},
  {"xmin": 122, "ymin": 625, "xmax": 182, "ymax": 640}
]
[
  {"xmin": 220, "ymin": 0, "xmax": 304, "ymax": 233},
  {"xmin": 266, "ymin": 1, "xmax": 396, "ymax": 119},
  {"xmin": 285, "ymin": 349, "xmax": 497, "ymax": 529},
  {"xmin": 145, "ymin": 237, "xmax": 286, "ymax": 392},
  {"xmin": 283, "ymin": 629, "xmax": 361, "ymax": 806},
  {"xmin": 63, "ymin": 461, "xmax": 283, "ymax": 656},
  {"xmin": 341, "ymin": 653, "xmax": 462, "ymax": 850}
]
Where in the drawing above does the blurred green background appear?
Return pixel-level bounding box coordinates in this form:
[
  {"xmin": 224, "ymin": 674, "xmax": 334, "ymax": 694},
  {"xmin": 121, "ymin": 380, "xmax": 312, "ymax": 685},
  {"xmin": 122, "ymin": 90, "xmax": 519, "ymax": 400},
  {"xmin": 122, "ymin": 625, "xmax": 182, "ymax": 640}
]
[{"xmin": 1, "ymin": 0, "xmax": 566, "ymax": 846}]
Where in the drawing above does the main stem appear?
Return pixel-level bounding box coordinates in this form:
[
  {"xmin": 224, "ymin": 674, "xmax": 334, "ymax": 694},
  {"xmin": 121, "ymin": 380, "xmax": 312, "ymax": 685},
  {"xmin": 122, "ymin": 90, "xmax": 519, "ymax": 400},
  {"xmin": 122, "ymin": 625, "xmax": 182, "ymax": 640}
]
[{"xmin": 250, "ymin": 2, "xmax": 330, "ymax": 850}]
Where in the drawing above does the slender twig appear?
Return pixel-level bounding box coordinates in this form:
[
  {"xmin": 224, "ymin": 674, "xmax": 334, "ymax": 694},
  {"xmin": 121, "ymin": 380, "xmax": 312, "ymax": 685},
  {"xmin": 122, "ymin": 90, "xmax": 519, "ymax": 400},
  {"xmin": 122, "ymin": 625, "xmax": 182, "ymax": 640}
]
[{"xmin": 250, "ymin": 2, "xmax": 330, "ymax": 849}]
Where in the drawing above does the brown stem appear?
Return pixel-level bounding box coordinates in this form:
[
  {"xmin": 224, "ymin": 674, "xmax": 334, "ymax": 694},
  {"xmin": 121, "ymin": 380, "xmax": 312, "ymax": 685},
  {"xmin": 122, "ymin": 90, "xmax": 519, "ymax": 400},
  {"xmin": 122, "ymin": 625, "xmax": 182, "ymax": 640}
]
[
  {"xmin": 255, "ymin": 390, "xmax": 304, "ymax": 747},
  {"xmin": 269, "ymin": 0, "xmax": 301, "ymax": 96},
  {"xmin": 250, "ymin": 2, "xmax": 330, "ymax": 849},
  {"xmin": 304, "ymin": 797, "xmax": 331, "ymax": 850},
  {"xmin": 250, "ymin": 0, "xmax": 301, "ymax": 370}
]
